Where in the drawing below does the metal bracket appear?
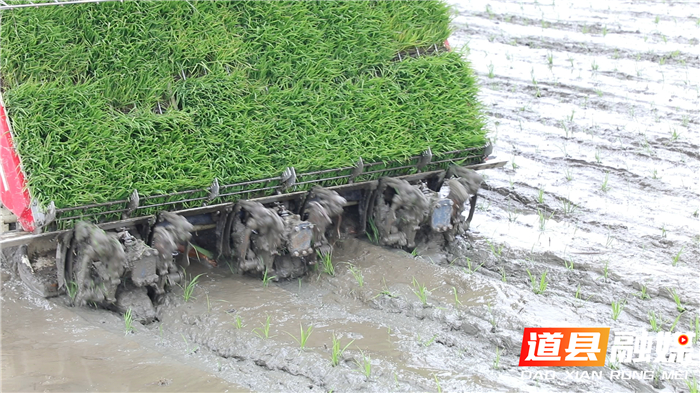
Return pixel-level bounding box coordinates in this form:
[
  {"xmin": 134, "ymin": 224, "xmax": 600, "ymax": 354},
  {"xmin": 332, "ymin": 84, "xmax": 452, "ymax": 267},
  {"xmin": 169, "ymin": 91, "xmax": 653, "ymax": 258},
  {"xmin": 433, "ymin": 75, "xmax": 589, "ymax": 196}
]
[
  {"xmin": 30, "ymin": 199, "xmax": 56, "ymax": 233},
  {"xmin": 123, "ymin": 189, "xmax": 139, "ymax": 219},
  {"xmin": 417, "ymin": 147, "xmax": 432, "ymax": 171},
  {"xmin": 207, "ymin": 178, "xmax": 220, "ymax": 202},
  {"xmin": 349, "ymin": 157, "xmax": 364, "ymax": 183},
  {"xmin": 280, "ymin": 167, "xmax": 296, "ymax": 191}
]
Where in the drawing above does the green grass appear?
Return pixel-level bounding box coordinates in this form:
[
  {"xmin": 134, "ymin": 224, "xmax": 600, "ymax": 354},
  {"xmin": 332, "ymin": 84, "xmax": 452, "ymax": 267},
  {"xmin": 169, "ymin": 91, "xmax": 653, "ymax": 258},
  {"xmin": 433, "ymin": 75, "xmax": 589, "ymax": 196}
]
[
  {"xmin": 253, "ymin": 315, "xmax": 273, "ymax": 339},
  {"xmin": 648, "ymin": 311, "xmax": 664, "ymax": 332},
  {"xmin": 318, "ymin": 250, "xmax": 334, "ymax": 276},
  {"xmin": 492, "ymin": 347, "xmax": 501, "ymax": 370},
  {"xmin": 672, "ymin": 246, "xmax": 684, "ymax": 266},
  {"xmin": 285, "ymin": 323, "xmax": 313, "ymax": 350},
  {"xmin": 411, "ymin": 277, "xmax": 430, "ymax": 305},
  {"xmin": 611, "ymin": 300, "xmax": 625, "ymax": 321},
  {"xmin": 668, "ymin": 288, "xmax": 686, "ymax": 313},
  {"xmin": 635, "ymin": 284, "xmax": 651, "ymax": 300},
  {"xmin": 181, "ymin": 272, "xmax": 204, "ymax": 302},
  {"xmin": 355, "ymin": 349, "xmax": 371, "ymax": 379},
  {"xmin": 346, "ymin": 264, "xmax": 364, "ymax": 288},
  {"xmin": 526, "ymin": 269, "xmax": 547, "ymax": 295},
  {"xmin": 262, "ymin": 268, "xmax": 276, "ymax": 287},
  {"xmin": 124, "ymin": 308, "xmax": 134, "ymax": 335},
  {"xmin": 452, "ymin": 287, "xmax": 462, "ymax": 306},
  {"xmin": 462, "ymin": 257, "xmax": 483, "ymax": 274},
  {"xmin": 1, "ymin": 1, "xmax": 487, "ymax": 210},
  {"xmin": 331, "ymin": 333, "xmax": 354, "ymax": 367},
  {"xmin": 66, "ymin": 280, "xmax": 78, "ymax": 302}
]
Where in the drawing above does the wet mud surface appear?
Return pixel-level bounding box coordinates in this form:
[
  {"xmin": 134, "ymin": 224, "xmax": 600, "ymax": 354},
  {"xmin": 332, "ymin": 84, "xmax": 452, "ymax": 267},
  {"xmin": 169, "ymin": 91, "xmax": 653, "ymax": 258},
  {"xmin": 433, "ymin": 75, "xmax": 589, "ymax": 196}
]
[{"xmin": 2, "ymin": 0, "xmax": 700, "ymax": 392}]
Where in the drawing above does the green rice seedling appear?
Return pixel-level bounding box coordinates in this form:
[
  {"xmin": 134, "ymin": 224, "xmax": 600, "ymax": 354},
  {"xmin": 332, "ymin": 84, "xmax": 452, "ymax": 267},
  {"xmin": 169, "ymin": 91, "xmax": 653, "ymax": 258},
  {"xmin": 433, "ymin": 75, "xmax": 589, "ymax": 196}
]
[
  {"xmin": 635, "ymin": 284, "xmax": 651, "ymax": 300},
  {"xmin": 318, "ymin": 251, "xmax": 334, "ymax": 276},
  {"xmin": 567, "ymin": 56, "xmax": 575, "ymax": 67},
  {"xmin": 418, "ymin": 334, "xmax": 437, "ymax": 347},
  {"xmin": 600, "ymin": 260, "xmax": 610, "ymax": 281},
  {"xmin": 262, "ymin": 268, "xmax": 276, "ymax": 287},
  {"xmin": 537, "ymin": 209, "xmax": 553, "ymax": 232},
  {"xmin": 654, "ymin": 15, "xmax": 660, "ymax": 24},
  {"xmin": 366, "ymin": 217, "xmax": 379, "ymax": 244},
  {"xmin": 668, "ymin": 288, "xmax": 686, "ymax": 313},
  {"xmin": 411, "ymin": 277, "xmax": 429, "ymax": 305},
  {"xmin": 671, "ymin": 128, "xmax": 681, "ymax": 141},
  {"xmin": 492, "ymin": 347, "xmax": 501, "ymax": 370},
  {"xmin": 564, "ymin": 168, "xmax": 573, "ymax": 181},
  {"xmin": 601, "ymin": 172, "xmax": 611, "ymax": 192},
  {"xmin": 527, "ymin": 269, "xmax": 547, "ymax": 295},
  {"xmin": 347, "ymin": 264, "xmax": 364, "ymax": 288},
  {"xmin": 66, "ymin": 280, "xmax": 78, "ymax": 303},
  {"xmin": 374, "ymin": 277, "xmax": 397, "ymax": 299},
  {"xmin": 564, "ymin": 257, "xmax": 574, "ymax": 271},
  {"xmin": 499, "ymin": 267, "xmax": 507, "ymax": 282},
  {"xmin": 669, "ymin": 313, "xmax": 682, "ymax": 333},
  {"xmin": 452, "ymin": 287, "xmax": 462, "ymax": 306},
  {"xmin": 124, "ymin": 308, "xmax": 134, "ymax": 335},
  {"xmin": 574, "ymin": 284, "xmax": 592, "ymax": 302},
  {"xmin": 253, "ymin": 315, "xmax": 273, "ymax": 339},
  {"xmin": 232, "ymin": 314, "xmax": 244, "ymax": 329},
  {"xmin": 511, "ymin": 156, "xmax": 518, "ymax": 170},
  {"xmin": 560, "ymin": 199, "xmax": 577, "ymax": 216},
  {"xmin": 286, "ymin": 323, "xmax": 313, "ymax": 350},
  {"xmin": 672, "ymin": 247, "xmax": 684, "ymax": 266},
  {"xmin": 582, "ymin": 24, "xmax": 590, "ymax": 34},
  {"xmin": 536, "ymin": 188, "xmax": 545, "ymax": 204},
  {"xmin": 546, "ymin": 51, "xmax": 553, "ymax": 66},
  {"xmin": 648, "ymin": 311, "xmax": 664, "ymax": 332},
  {"xmin": 331, "ymin": 334, "xmax": 354, "ymax": 367},
  {"xmin": 591, "ymin": 60, "xmax": 598, "ymax": 71},
  {"xmin": 463, "ymin": 258, "xmax": 483, "ymax": 275},
  {"xmin": 686, "ymin": 377, "xmax": 698, "ymax": 393},
  {"xmin": 355, "ymin": 349, "xmax": 371, "ymax": 379},
  {"xmin": 507, "ymin": 203, "xmax": 520, "ymax": 223},
  {"xmin": 693, "ymin": 316, "xmax": 699, "ymax": 344},
  {"xmin": 660, "ymin": 225, "xmax": 667, "ymax": 238},
  {"xmin": 2, "ymin": 1, "xmax": 487, "ymax": 212},
  {"xmin": 602, "ymin": 25, "xmax": 608, "ymax": 36},
  {"xmin": 611, "ymin": 300, "xmax": 625, "ymax": 321},
  {"xmin": 181, "ymin": 272, "xmax": 204, "ymax": 302},
  {"xmin": 487, "ymin": 303, "xmax": 498, "ymax": 330},
  {"xmin": 488, "ymin": 62, "xmax": 495, "ymax": 79},
  {"xmin": 181, "ymin": 333, "xmax": 199, "ymax": 355},
  {"xmin": 206, "ymin": 293, "xmax": 211, "ymax": 313},
  {"xmin": 434, "ymin": 374, "xmax": 442, "ymax": 393},
  {"xmin": 607, "ymin": 359, "xmax": 620, "ymax": 370}
]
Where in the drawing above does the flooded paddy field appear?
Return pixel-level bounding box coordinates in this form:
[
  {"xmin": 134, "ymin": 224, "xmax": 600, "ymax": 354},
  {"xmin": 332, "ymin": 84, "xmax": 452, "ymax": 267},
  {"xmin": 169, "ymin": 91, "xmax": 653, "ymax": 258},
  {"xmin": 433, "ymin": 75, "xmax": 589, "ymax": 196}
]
[{"xmin": 2, "ymin": 0, "xmax": 699, "ymax": 392}]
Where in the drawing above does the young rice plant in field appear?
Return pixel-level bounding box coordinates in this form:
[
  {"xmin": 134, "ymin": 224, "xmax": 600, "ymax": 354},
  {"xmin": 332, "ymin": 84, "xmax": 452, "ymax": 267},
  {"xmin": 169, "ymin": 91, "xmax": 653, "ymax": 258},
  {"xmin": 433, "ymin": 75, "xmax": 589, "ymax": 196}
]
[
  {"xmin": 286, "ymin": 323, "xmax": 313, "ymax": 350},
  {"xmin": 253, "ymin": 315, "xmax": 273, "ymax": 339},
  {"xmin": 611, "ymin": 300, "xmax": 625, "ymax": 321},
  {"xmin": 331, "ymin": 334, "xmax": 354, "ymax": 367},
  {"xmin": 181, "ymin": 272, "xmax": 204, "ymax": 302},
  {"xmin": 668, "ymin": 288, "xmax": 686, "ymax": 313},
  {"xmin": 318, "ymin": 250, "xmax": 334, "ymax": 276},
  {"xmin": 124, "ymin": 308, "xmax": 134, "ymax": 335},
  {"xmin": 527, "ymin": 269, "xmax": 547, "ymax": 295}
]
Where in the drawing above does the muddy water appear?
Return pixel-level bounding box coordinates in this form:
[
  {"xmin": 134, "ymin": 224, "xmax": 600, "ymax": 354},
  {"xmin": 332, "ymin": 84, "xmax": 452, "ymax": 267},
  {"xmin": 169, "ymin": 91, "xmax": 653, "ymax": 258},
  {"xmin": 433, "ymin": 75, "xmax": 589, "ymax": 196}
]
[
  {"xmin": 0, "ymin": 276, "xmax": 246, "ymax": 392},
  {"xmin": 2, "ymin": 1, "xmax": 700, "ymax": 392}
]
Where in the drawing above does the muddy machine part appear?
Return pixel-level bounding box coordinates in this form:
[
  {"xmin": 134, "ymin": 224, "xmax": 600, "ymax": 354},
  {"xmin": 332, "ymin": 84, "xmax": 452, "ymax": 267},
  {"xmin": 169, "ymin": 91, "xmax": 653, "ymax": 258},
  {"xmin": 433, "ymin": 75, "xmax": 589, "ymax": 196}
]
[
  {"xmin": 229, "ymin": 187, "xmax": 346, "ymax": 278},
  {"xmin": 64, "ymin": 213, "xmax": 190, "ymax": 321},
  {"xmin": 371, "ymin": 165, "xmax": 484, "ymax": 248}
]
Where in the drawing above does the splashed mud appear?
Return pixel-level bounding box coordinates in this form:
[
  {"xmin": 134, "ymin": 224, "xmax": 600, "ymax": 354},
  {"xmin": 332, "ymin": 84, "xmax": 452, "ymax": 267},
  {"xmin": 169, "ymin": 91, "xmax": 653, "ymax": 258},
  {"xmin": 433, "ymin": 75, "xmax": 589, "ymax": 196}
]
[{"xmin": 2, "ymin": 0, "xmax": 699, "ymax": 392}]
